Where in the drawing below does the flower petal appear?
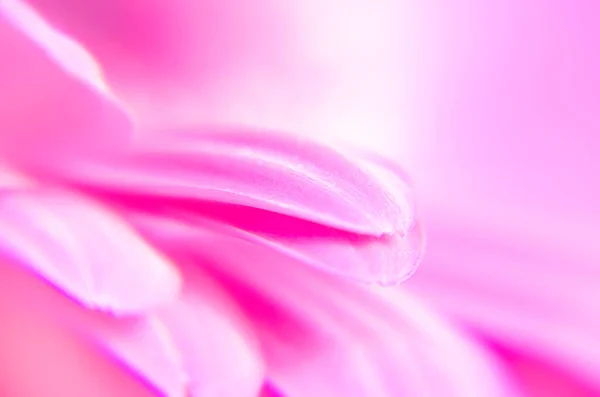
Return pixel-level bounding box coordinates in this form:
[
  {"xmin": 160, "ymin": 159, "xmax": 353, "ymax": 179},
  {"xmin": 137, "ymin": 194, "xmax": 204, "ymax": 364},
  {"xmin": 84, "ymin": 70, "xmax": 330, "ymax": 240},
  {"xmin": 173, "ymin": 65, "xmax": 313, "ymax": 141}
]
[
  {"xmin": 0, "ymin": 189, "xmax": 181, "ymax": 314},
  {"xmin": 0, "ymin": 0, "xmax": 131, "ymax": 171},
  {"xmin": 498, "ymin": 347, "xmax": 597, "ymax": 397},
  {"xmin": 24, "ymin": 0, "xmax": 419, "ymax": 164},
  {"xmin": 85, "ymin": 315, "xmax": 187, "ymax": 397},
  {"xmin": 134, "ymin": 216, "xmax": 520, "ymax": 397},
  {"xmin": 127, "ymin": 195, "xmax": 421, "ymax": 285},
  {"xmin": 407, "ymin": 217, "xmax": 600, "ymax": 392},
  {"xmin": 59, "ymin": 127, "xmax": 417, "ymax": 237},
  {"xmin": 24, "ymin": 0, "xmax": 289, "ymax": 90},
  {"xmin": 157, "ymin": 264, "xmax": 265, "ymax": 397},
  {"xmin": 0, "ymin": 261, "xmax": 184, "ymax": 397}
]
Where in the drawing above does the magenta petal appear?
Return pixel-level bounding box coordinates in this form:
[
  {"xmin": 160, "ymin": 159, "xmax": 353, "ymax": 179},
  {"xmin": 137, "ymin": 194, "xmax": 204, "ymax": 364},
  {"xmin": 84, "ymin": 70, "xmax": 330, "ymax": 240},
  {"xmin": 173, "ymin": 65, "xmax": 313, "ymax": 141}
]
[
  {"xmin": 135, "ymin": 219, "xmax": 520, "ymax": 396},
  {"xmin": 498, "ymin": 347, "xmax": 597, "ymax": 397},
  {"xmin": 248, "ymin": 222, "xmax": 423, "ymax": 286},
  {"xmin": 0, "ymin": 189, "xmax": 181, "ymax": 314},
  {"xmin": 60, "ymin": 127, "xmax": 416, "ymax": 237},
  {"xmin": 157, "ymin": 267, "xmax": 265, "ymax": 397},
  {"xmin": 0, "ymin": 0, "xmax": 131, "ymax": 171},
  {"xmin": 129, "ymin": 204, "xmax": 421, "ymax": 285}
]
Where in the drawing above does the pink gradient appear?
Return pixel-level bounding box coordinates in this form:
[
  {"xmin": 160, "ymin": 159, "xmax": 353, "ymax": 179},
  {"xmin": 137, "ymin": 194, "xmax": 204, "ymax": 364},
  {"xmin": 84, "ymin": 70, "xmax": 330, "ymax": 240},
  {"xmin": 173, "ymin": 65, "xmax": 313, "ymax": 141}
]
[
  {"xmin": 400, "ymin": 1, "xmax": 600, "ymax": 395},
  {"xmin": 3, "ymin": 0, "xmax": 599, "ymax": 396},
  {"xmin": 24, "ymin": 0, "xmax": 417, "ymax": 156},
  {"xmin": 0, "ymin": 3, "xmax": 494, "ymax": 396},
  {"xmin": 0, "ymin": 0, "xmax": 130, "ymax": 172}
]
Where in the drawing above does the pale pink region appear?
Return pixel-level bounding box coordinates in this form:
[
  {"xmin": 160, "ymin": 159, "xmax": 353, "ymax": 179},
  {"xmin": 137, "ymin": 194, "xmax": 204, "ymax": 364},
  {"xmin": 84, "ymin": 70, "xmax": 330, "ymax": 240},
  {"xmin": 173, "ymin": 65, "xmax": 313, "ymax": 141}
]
[
  {"xmin": 407, "ymin": 216, "xmax": 600, "ymax": 392},
  {"xmin": 0, "ymin": 164, "xmax": 32, "ymax": 189},
  {"xmin": 0, "ymin": 189, "xmax": 181, "ymax": 314},
  {"xmin": 405, "ymin": 0, "xmax": 600, "ymax": 257},
  {"xmin": 0, "ymin": 262, "xmax": 179, "ymax": 397},
  {"xmin": 131, "ymin": 213, "xmax": 520, "ymax": 397},
  {"xmin": 0, "ymin": 0, "xmax": 131, "ymax": 171}
]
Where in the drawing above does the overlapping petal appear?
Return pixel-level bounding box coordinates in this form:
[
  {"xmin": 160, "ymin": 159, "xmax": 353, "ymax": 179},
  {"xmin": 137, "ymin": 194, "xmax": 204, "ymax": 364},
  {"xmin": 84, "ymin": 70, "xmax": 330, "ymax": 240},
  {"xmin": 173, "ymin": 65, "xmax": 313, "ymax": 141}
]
[
  {"xmin": 0, "ymin": 192, "xmax": 264, "ymax": 397},
  {"xmin": 156, "ymin": 265, "xmax": 265, "ymax": 397},
  {"xmin": 58, "ymin": 128, "xmax": 415, "ymax": 236},
  {"xmin": 131, "ymin": 213, "xmax": 520, "ymax": 397},
  {"xmin": 0, "ymin": 261, "xmax": 182, "ymax": 397},
  {"xmin": 53, "ymin": 128, "xmax": 422, "ymax": 284},
  {"xmin": 85, "ymin": 315, "xmax": 187, "ymax": 397},
  {"xmin": 0, "ymin": 189, "xmax": 181, "ymax": 314}
]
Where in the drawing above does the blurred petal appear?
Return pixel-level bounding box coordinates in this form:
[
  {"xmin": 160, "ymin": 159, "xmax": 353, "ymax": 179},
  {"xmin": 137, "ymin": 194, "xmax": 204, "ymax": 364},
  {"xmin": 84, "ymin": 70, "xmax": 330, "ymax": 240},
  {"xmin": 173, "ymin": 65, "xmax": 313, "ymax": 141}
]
[
  {"xmin": 499, "ymin": 347, "xmax": 597, "ymax": 397},
  {"xmin": 25, "ymin": 0, "xmax": 419, "ymax": 159},
  {"xmin": 0, "ymin": 0, "xmax": 131, "ymax": 171},
  {"xmin": 0, "ymin": 189, "xmax": 181, "ymax": 314},
  {"xmin": 0, "ymin": 261, "xmax": 180, "ymax": 397},
  {"xmin": 259, "ymin": 383, "xmax": 284, "ymax": 397},
  {"xmin": 87, "ymin": 316, "xmax": 187, "ymax": 397},
  {"xmin": 24, "ymin": 0, "xmax": 289, "ymax": 88},
  {"xmin": 131, "ymin": 213, "xmax": 520, "ymax": 396},
  {"xmin": 157, "ymin": 265, "xmax": 265, "ymax": 397},
  {"xmin": 0, "ymin": 164, "xmax": 31, "ymax": 190},
  {"xmin": 58, "ymin": 127, "xmax": 418, "ymax": 238},
  {"xmin": 407, "ymin": 216, "xmax": 600, "ymax": 392}
]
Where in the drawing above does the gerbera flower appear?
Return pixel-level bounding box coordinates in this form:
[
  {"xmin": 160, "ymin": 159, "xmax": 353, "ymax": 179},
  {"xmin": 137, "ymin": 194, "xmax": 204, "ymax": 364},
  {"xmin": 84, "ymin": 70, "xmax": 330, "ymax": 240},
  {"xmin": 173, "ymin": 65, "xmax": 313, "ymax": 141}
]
[
  {"xmin": 0, "ymin": 2, "xmax": 522, "ymax": 396},
  {"xmin": 21, "ymin": 1, "xmax": 600, "ymax": 396}
]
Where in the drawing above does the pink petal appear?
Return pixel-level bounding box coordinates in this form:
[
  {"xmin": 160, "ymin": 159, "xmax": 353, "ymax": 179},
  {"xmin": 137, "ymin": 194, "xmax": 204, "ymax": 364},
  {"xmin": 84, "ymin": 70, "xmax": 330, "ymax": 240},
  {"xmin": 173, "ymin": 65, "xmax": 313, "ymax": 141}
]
[
  {"xmin": 132, "ymin": 213, "xmax": 520, "ymax": 396},
  {"xmin": 407, "ymin": 217, "xmax": 600, "ymax": 392},
  {"xmin": 24, "ymin": 0, "xmax": 289, "ymax": 89},
  {"xmin": 498, "ymin": 347, "xmax": 597, "ymax": 397},
  {"xmin": 0, "ymin": 189, "xmax": 181, "ymax": 314},
  {"xmin": 0, "ymin": 0, "xmax": 131, "ymax": 172},
  {"xmin": 85, "ymin": 316, "xmax": 187, "ymax": 397},
  {"xmin": 25, "ymin": 0, "xmax": 415, "ymax": 161},
  {"xmin": 58, "ymin": 127, "xmax": 417, "ymax": 238},
  {"xmin": 157, "ymin": 264, "xmax": 265, "ymax": 397},
  {"xmin": 126, "ymin": 194, "xmax": 421, "ymax": 285},
  {"xmin": 0, "ymin": 261, "xmax": 183, "ymax": 397}
]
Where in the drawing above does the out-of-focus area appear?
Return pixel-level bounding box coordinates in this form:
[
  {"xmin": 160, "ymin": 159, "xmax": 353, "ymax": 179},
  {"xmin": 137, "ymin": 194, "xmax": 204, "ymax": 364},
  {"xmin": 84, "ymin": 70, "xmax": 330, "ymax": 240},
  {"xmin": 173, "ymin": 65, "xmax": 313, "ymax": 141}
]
[{"xmin": 1, "ymin": 0, "xmax": 599, "ymax": 396}]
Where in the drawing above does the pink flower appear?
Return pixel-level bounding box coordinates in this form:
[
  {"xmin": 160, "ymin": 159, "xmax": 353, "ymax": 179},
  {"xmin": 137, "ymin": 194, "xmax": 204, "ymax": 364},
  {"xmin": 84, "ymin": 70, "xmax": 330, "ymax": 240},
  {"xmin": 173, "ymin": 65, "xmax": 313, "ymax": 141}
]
[
  {"xmin": 21, "ymin": 1, "xmax": 600, "ymax": 396},
  {"xmin": 0, "ymin": 2, "xmax": 526, "ymax": 396}
]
